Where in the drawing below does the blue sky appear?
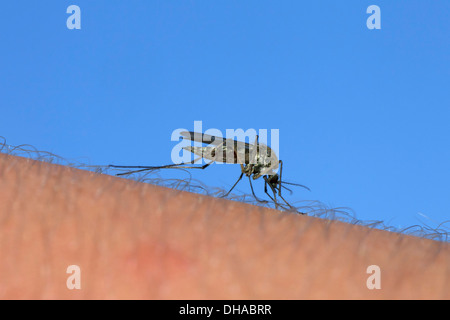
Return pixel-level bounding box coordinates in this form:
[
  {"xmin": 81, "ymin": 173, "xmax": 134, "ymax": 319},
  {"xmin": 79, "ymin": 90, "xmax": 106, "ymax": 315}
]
[{"xmin": 1, "ymin": 1, "xmax": 449, "ymax": 230}]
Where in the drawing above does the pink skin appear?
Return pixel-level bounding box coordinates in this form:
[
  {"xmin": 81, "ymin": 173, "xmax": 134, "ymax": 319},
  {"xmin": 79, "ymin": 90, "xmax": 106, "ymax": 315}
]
[{"xmin": 0, "ymin": 154, "xmax": 449, "ymax": 299}]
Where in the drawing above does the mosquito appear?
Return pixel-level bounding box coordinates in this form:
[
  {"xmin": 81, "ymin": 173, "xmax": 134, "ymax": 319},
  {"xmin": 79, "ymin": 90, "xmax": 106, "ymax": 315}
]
[{"xmin": 109, "ymin": 131, "xmax": 310, "ymax": 213}]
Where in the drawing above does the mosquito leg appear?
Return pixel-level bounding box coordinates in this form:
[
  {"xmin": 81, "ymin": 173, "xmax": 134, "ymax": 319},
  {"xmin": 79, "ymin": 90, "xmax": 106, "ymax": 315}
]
[
  {"xmin": 280, "ymin": 194, "xmax": 305, "ymax": 214},
  {"xmin": 146, "ymin": 160, "xmax": 213, "ymax": 171},
  {"xmin": 222, "ymin": 172, "xmax": 244, "ymax": 198},
  {"xmin": 115, "ymin": 168, "xmax": 157, "ymax": 176},
  {"xmin": 278, "ymin": 185, "xmax": 305, "ymax": 214},
  {"xmin": 248, "ymin": 176, "xmax": 268, "ymax": 204},
  {"xmin": 278, "ymin": 193, "xmax": 294, "ymax": 210},
  {"xmin": 109, "ymin": 156, "xmax": 202, "ymax": 170},
  {"xmin": 116, "ymin": 161, "xmax": 213, "ymax": 176},
  {"xmin": 110, "ymin": 157, "xmax": 212, "ymax": 176},
  {"xmin": 278, "ymin": 160, "xmax": 283, "ymax": 197}
]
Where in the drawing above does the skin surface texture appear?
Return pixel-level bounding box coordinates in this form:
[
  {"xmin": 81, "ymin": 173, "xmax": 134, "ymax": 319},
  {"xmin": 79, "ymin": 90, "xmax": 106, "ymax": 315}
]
[{"xmin": 0, "ymin": 154, "xmax": 449, "ymax": 299}]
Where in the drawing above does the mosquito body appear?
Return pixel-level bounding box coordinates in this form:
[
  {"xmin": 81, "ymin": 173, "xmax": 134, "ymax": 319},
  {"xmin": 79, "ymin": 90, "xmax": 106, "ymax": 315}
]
[{"xmin": 109, "ymin": 131, "xmax": 309, "ymax": 213}]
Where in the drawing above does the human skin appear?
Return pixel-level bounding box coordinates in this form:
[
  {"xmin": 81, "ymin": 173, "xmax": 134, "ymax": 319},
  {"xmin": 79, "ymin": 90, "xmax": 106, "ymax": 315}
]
[{"xmin": 0, "ymin": 153, "xmax": 448, "ymax": 299}]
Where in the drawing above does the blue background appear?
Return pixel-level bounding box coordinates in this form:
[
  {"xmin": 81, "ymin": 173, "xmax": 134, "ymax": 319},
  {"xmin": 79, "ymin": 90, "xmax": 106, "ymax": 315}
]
[{"xmin": 1, "ymin": 1, "xmax": 449, "ymax": 230}]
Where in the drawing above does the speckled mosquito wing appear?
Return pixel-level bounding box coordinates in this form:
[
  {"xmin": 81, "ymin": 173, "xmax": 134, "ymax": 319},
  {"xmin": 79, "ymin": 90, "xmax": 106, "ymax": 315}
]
[{"xmin": 180, "ymin": 131, "xmax": 260, "ymax": 164}]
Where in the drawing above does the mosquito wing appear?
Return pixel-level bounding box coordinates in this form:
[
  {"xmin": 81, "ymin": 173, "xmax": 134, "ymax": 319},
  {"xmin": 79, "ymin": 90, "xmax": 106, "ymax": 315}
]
[
  {"xmin": 181, "ymin": 131, "xmax": 253, "ymax": 164},
  {"xmin": 180, "ymin": 131, "xmax": 277, "ymax": 167},
  {"xmin": 180, "ymin": 131, "xmax": 227, "ymax": 146}
]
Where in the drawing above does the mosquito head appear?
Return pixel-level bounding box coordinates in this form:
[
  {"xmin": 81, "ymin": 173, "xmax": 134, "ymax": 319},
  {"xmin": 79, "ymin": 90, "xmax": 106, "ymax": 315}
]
[{"xmin": 266, "ymin": 174, "xmax": 279, "ymax": 186}]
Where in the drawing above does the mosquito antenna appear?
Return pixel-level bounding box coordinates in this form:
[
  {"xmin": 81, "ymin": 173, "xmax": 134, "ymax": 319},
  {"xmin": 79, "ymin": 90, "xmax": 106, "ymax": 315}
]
[
  {"xmin": 280, "ymin": 184, "xmax": 294, "ymax": 195},
  {"xmin": 280, "ymin": 181, "xmax": 311, "ymax": 191}
]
